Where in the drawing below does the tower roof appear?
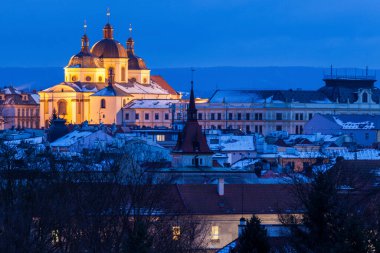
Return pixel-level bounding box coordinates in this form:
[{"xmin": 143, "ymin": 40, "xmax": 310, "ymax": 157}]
[
  {"xmin": 173, "ymin": 82, "xmax": 212, "ymax": 154},
  {"xmin": 67, "ymin": 32, "xmax": 103, "ymax": 68}
]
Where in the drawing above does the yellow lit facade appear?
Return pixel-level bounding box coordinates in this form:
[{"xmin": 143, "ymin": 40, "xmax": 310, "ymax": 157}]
[{"xmin": 39, "ymin": 15, "xmax": 180, "ymax": 128}]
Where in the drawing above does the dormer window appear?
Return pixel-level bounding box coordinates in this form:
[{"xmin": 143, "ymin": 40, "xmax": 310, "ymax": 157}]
[
  {"xmin": 362, "ymin": 92, "xmax": 368, "ymax": 103},
  {"xmin": 22, "ymin": 95, "xmax": 28, "ymax": 101},
  {"xmin": 0, "ymin": 95, "xmax": 4, "ymax": 100}
]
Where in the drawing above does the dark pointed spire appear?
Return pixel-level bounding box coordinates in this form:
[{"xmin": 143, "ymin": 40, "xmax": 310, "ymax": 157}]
[
  {"xmin": 108, "ymin": 68, "xmax": 115, "ymax": 86},
  {"xmin": 187, "ymin": 68, "xmax": 197, "ymax": 122}
]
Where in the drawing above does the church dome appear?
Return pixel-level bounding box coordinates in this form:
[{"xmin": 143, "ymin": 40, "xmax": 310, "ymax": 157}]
[
  {"xmin": 126, "ymin": 37, "xmax": 147, "ymax": 70},
  {"xmin": 67, "ymin": 34, "xmax": 104, "ymax": 68},
  {"xmin": 90, "ymin": 23, "xmax": 127, "ymax": 58}
]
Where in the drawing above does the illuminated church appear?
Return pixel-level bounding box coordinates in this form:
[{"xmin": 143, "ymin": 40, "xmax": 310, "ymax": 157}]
[{"xmin": 39, "ymin": 11, "xmax": 180, "ymax": 128}]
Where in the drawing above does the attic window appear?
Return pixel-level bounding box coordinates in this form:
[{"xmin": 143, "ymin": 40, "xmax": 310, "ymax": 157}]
[{"xmin": 362, "ymin": 92, "xmax": 368, "ymax": 103}]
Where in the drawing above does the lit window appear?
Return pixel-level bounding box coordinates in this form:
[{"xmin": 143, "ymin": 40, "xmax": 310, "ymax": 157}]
[
  {"xmin": 156, "ymin": 135, "xmax": 165, "ymax": 142},
  {"xmin": 86, "ymin": 76, "xmax": 91, "ymax": 82},
  {"xmin": 58, "ymin": 100, "xmax": 67, "ymax": 115},
  {"xmin": 72, "ymin": 76, "xmax": 77, "ymax": 82},
  {"xmin": 211, "ymin": 226, "xmax": 219, "ymax": 240},
  {"xmin": 52, "ymin": 229, "xmax": 60, "ymax": 244},
  {"xmin": 172, "ymin": 226, "xmax": 180, "ymax": 240},
  {"xmin": 143, "ymin": 78, "xmax": 147, "ymax": 84},
  {"xmin": 98, "ymin": 76, "xmax": 103, "ymax": 82},
  {"xmin": 121, "ymin": 67, "xmax": 126, "ymax": 82}
]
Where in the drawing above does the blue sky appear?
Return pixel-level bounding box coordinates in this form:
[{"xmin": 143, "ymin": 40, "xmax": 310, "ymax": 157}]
[{"xmin": 2, "ymin": 0, "xmax": 380, "ymax": 68}]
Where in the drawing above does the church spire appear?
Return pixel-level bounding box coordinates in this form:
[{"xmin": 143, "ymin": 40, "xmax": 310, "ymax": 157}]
[
  {"xmin": 103, "ymin": 8, "xmax": 114, "ymax": 39},
  {"xmin": 126, "ymin": 24, "xmax": 135, "ymax": 55},
  {"xmin": 187, "ymin": 68, "xmax": 197, "ymax": 122},
  {"xmin": 108, "ymin": 68, "xmax": 115, "ymax": 86},
  {"xmin": 81, "ymin": 20, "xmax": 89, "ymax": 52}
]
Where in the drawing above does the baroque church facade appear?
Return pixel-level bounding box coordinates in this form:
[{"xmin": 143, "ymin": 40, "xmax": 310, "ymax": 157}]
[{"xmin": 39, "ymin": 14, "xmax": 180, "ymax": 128}]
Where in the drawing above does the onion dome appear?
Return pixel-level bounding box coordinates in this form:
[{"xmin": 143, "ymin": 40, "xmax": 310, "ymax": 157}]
[
  {"xmin": 90, "ymin": 23, "xmax": 127, "ymax": 58},
  {"xmin": 67, "ymin": 34, "xmax": 103, "ymax": 68},
  {"xmin": 126, "ymin": 37, "xmax": 147, "ymax": 70}
]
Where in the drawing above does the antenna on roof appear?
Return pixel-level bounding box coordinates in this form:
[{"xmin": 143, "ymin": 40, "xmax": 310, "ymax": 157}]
[
  {"xmin": 330, "ymin": 64, "xmax": 333, "ymax": 77},
  {"xmin": 106, "ymin": 7, "xmax": 111, "ymax": 23}
]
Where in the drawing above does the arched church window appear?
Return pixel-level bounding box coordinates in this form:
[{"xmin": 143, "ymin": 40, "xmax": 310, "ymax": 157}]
[
  {"xmin": 86, "ymin": 76, "xmax": 92, "ymax": 82},
  {"xmin": 143, "ymin": 78, "xmax": 147, "ymax": 84},
  {"xmin": 72, "ymin": 76, "xmax": 77, "ymax": 82},
  {"xmin": 121, "ymin": 67, "xmax": 126, "ymax": 82},
  {"xmin": 98, "ymin": 76, "xmax": 103, "ymax": 82},
  {"xmin": 362, "ymin": 92, "xmax": 368, "ymax": 103},
  {"xmin": 101, "ymin": 99, "xmax": 106, "ymax": 109},
  {"xmin": 57, "ymin": 100, "xmax": 67, "ymax": 115}
]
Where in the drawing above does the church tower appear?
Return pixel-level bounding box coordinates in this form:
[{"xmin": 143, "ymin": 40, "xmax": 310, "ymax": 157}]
[{"xmin": 171, "ymin": 80, "xmax": 213, "ymax": 168}]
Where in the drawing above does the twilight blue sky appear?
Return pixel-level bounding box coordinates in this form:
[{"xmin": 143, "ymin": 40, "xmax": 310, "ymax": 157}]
[{"xmin": 2, "ymin": 0, "xmax": 380, "ymax": 68}]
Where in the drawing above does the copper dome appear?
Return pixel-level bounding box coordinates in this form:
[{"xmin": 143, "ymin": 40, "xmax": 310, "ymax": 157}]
[
  {"xmin": 126, "ymin": 37, "xmax": 147, "ymax": 70},
  {"xmin": 91, "ymin": 39, "xmax": 127, "ymax": 58},
  {"xmin": 67, "ymin": 34, "xmax": 104, "ymax": 68},
  {"xmin": 67, "ymin": 51, "xmax": 104, "ymax": 68}
]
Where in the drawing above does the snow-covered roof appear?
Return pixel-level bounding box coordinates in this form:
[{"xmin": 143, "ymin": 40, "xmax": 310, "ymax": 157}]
[
  {"xmin": 317, "ymin": 114, "xmax": 380, "ymax": 130},
  {"xmin": 209, "ymin": 89, "xmax": 331, "ymax": 104},
  {"xmin": 207, "ymin": 135, "xmax": 255, "ymax": 151},
  {"xmin": 50, "ymin": 130, "xmax": 94, "ymax": 147},
  {"xmin": 124, "ymin": 99, "xmax": 181, "ymax": 109}
]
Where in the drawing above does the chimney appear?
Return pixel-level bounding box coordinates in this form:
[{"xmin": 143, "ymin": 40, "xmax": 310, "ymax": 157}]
[
  {"xmin": 238, "ymin": 217, "xmax": 247, "ymax": 237},
  {"xmin": 218, "ymin": 178, "xmax": 224, "ymax": 196}
]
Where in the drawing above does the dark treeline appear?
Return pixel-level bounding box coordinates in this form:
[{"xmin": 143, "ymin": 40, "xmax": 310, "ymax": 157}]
[{"xmin": 0, "ymin": 140, "xmax": 207, "ymax": 253}]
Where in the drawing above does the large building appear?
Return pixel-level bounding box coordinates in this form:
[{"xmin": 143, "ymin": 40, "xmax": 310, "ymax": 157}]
[
  {"xmin": 39, "ymin": 12, "xmax": 180, "ymax": 128},
  {"xmin": 125, "ymin": 72, "xmax": 380, "ymax": 136},
  {"xmin": 0, "ymin": 87, "xmax": 39, "ymax": 130}
]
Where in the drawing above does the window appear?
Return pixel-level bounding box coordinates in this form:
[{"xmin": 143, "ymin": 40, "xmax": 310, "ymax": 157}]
[
  {"xmin": 98, "ymin": 76, "xmax": 103, "ymax": 82},
  {"xmin": 100, "ymin": 99, "xmax": 106, "ymax": 109},
  {"xmin": 255, "ymin": 113, "xmax": 263, "ymax": 120},
  {"xmin": 156, "ymin": 135, "xmax": 165, "ymax": 141},
  {"xmin": 135, "ymin": 113, "xmax": 140, "ymax": 120},
  {"xmin": 362, "ymin": 92, "xmax": 368, "ymax": 103},
  {"xmin": 57, "ymin": 100, "xmax": 67, "ymax": 115},
  {"xmin": 276, "ymin": 125, "xmax": 282, "ymax": 131},
  {"xmin": 17, "ymin": 109, "xmax": 20, "ymax": 117},
  {"xmin": 22, "ymin": 109, "xmax": 25, "ymax": 117},
  {"xmin": 143, "ymin": 78, "xmax": 148, "ymax": 84},
  {"xmin": 211, "ymin": 226, "xmax": 219, "ymax": 241},
  {"xmin": 52, "ymin": 230, "xmax": 60, "ymax": 244},
  {"xmin": 85, "ymin": 76, "xmax": 91, "ymax": 82},
  {"xmin": 217, "ymin": 125, "xmax": 222, "ymax": 129},
  {"xmin": 165, "ymin": 113, "xmax": 169, "ymax": 120},
  {"xmin": 125, "ymin": 113, "xmax": 130, "ymax": 120},
  {"xmin": 237, "ymin": 113, "xmax": 242, "ymax": 120},
  {"xmin": 71, "ymin": 76, "xmax": 77, "ymax": 82},
  {"xmin": 123, "ymin": 99, "xmax": 126, "ymax": 106},
  {"xmin": 296, "ymin": 125, "xmax": 299, "ymax": 134},
  {"xmin": 121, "ymin": 67, "xmax": 126, "ymax": 82},
  {"xmin": 246, "ymin": 113, "xmax": 250, "ymax": 120},
  {"xmin": 365, "ymin": 133, "xmax": 369, "ymax": 140},
  {"xmin": 145, "ymin": 113, "xmax": 150, "ymax": 120},
  {"xmin": 155, "ymin": 113, "xmax": 159, "ymax": 120},
  {"xmin": 228, "ymin": 113, "xmax": 233, "ymax": 120},
  {"xmin": 309, "ymin": 113, "xmax": 313, "ymax": 120},
  {"xmin": 26, "ymin": 109, "xmax": 29, "ymax": 117},
  {"xmin": 198, "ymin": 113, "xmax": 203, "ymax": 120},
  {"xmin": 246, "ymin": 125, "xmax": 250, "ymax": 133},
  {"xmin": 177, "ymin": 113, "xmax": 181, "ymax": 120},
  {"xmin": 211, "ymin": 113, "xmax": 215, "ymax": 120},
  {"xmin": 217, "ymin": 113, "xmax": 222, "ymax": 120},
  {"xmin": 276, "ymin": 113, "xmax": 283, "ymax": 120},
  {"xmin": 172, "ymin": 226, "xmax": 180, "ymax": 240},
  {"xmin": 300, "ymin": 125, "xmax": 303, "ymax": 134}
]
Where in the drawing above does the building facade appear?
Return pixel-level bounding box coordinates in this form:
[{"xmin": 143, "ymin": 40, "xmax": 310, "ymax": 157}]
[
  {"xmin": 0, "ymin": 87, "xmax": 40, "ymax": 130},
  {"xmin": 39, "ymin": 12, "xmax": 180, "ymax": 128}
]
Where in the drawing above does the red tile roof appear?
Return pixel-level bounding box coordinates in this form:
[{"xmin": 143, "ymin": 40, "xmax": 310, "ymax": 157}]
[
  {"xmin": 151, "ymin": 75, "xmax": 178, "ymax": 95},
  {"xmin": 176, "ymin": 184, "xmax": 296, "ymax": 215}
]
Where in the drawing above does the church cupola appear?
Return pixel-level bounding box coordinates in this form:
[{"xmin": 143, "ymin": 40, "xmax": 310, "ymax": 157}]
[{"xmin": 103, "ymin": 8, "xmax": 114, "ymax": 39}]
